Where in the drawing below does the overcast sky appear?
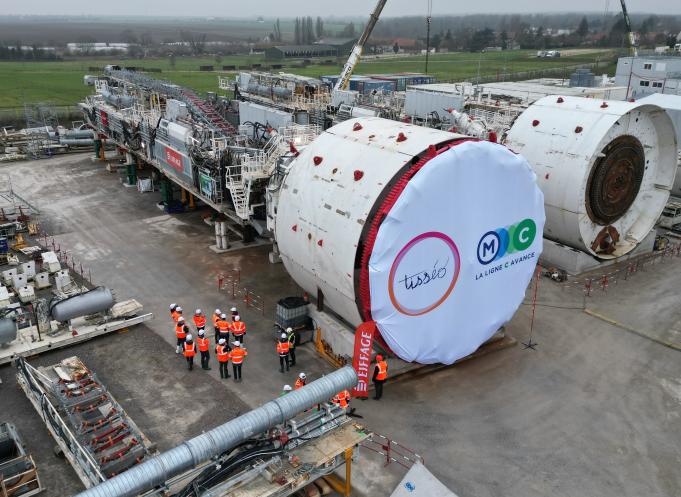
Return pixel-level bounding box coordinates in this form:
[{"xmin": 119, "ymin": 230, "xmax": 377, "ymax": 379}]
[{"xmin": 3, "ymin": 0, "xmax": 679, "ymax": 17}]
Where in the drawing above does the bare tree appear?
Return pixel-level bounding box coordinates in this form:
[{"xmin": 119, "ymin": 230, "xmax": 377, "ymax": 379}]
[{"xmin": 180, "ymin": 30, "xmax": 207, "ymax": 55}]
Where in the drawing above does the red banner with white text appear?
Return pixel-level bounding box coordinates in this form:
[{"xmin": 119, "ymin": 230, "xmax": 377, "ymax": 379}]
[{"xmin": 352, "ymin": 321, "xmax": 376, "ymax": 398}]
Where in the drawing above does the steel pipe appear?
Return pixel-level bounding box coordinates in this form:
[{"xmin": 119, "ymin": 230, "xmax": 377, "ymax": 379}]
[{"xmin": 72, "ymin": 366, "xmax": 358, "ymax": 497}]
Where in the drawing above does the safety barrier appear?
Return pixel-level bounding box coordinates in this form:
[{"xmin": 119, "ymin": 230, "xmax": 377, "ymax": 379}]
[
  {"xmin": 360, "ymin": 433, "xmax": 424, "ymax": 469},
  {"xmin": 40, "ymin": 231, "xmax": 94, "ymax": 286},
  {"xmin": 216, "ymin": 270, "xmax": 265, "ymax": 316}
]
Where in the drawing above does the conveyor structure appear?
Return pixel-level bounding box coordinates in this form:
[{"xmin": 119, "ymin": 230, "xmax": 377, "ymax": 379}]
[{"xmin": 81, "ymin": 69, "xmax": 318, "ymax": 228}]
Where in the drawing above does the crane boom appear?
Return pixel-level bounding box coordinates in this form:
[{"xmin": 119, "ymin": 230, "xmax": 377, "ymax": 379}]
[
  {"xmin": 618, "ymin": 0, "xmax": 638, "ymax": 57},
  {"xmin": 333, "ymin": 0, "xmax": 389, "ymax": 92}
]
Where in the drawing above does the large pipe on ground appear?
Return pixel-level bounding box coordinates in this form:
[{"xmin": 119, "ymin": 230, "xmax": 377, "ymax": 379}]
[{"xmin": 73, "ymin": 366, "xmax": 358, "ymax": 497}]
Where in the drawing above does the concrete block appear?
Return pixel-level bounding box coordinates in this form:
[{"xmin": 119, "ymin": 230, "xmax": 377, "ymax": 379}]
[
  {"xmin": 20, "ymin": 261, "xmax": 35, "ymax": 279},
  {"xmin": 34, "ymin": 272, "xmax": 51, "ymax": 289},
  {"xmin": 12, "ymin": 273, "xmax": 27, "ymax": 291},
  {"xmin": 2, "ymin": 268, "xmax": 17, "ymax": 286}
]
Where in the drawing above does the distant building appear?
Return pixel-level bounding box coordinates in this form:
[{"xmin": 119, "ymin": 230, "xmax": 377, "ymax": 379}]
[
  {"xmin": 314, "ymin": 38, "xmax": 357, "ymax": 55},
  {"xmin": 265, "ymin": 44, "xmax": 339, "ymax": 60},
  {"xmin": 615, "ymin": 56, "xmax": 681, "ymax": 99},
  {"xmin": 67, "ymin": 42, "xmax": 131, "ymax": 54}
]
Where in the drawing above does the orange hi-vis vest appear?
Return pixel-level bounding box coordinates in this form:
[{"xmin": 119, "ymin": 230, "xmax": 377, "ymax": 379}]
[
  {"xmin": 171, "ymin": 310, "xmax": 180, "ymax": 322},
  {"xmin": 276, "ymin": 341, "xmax": 290, "ymax": 356},
  {"xmin": 216, "ymin": 345, "xmax": 230, "ymax": 363},
  {"xmin": 183, "ymin": 342, "xmax": 196, "ymax": 357},
  {"xmin": 294, "ymin": 378, "xmax": 305, "ymax": 390},
  {"xmin": 193, "ymin": 315, "xmax": 206, "ymax": 328},
  {"xmin": 334, "ymin": 390, "xmax": 350, "ymax": 408},
  {"xmin": 212, "ymin": 313, "xmax": 220, "ymax": 327},
  {"xmin": 197, "ymin": 337, "xmax": 209, "ymax": 352},
  {"xmin": 231, "ymin": 321, "xmax": 246, "ymax": 336},
  {"xmin": 218, "ymin": 320, "xmax": 231, "ymax": 333},
  {"xmin": 231, "ymin": 347, "xmax": 247, "ymax": 364},
  {"xmin": 175, "ymin": 323, "xmax": 187, "ymax": 339},
  {"xmin": 376, "ymin": 360, "xmax": 388, "ymax": 381}
]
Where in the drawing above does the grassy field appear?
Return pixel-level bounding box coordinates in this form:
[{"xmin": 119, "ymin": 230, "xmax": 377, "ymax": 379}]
[{"xmin": 0, "ymin": 49, "xmax": 618, "ymax": 110}]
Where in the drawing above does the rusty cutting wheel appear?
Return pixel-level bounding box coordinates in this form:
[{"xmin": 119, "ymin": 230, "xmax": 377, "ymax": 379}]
[{"xmin": 586, "ymin": 135, "xmax": 645, "ymax": 225}]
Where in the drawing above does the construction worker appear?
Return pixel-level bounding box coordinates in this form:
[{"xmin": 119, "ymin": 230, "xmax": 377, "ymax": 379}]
[
  {"xmin": 169, "ymin": 303, "xmax": 178, "ymax": 320},
  {"xmin": 183, "ymin": 334, "xmax": 196, "ymax": 370},
  {"xmin": 230, "ymin": 307, "xmax": 239, "ymax": 320},
  {"xmin": 277, "ymin": 332, "xmax": 290, "ymax": 373},
  {"xmin": 332, "ymin": 389, "xmax": 351, "ymax": 409},
  {"xmin": 281, "ymin": 384, "xmax": 293, "ymax": 397},
  {"xmin": 294, "ymin": 372, "xmax": 306, "ymax": 390},
  {"xmin": 231, "ymin": 341, "xmax": 247, "ymax": 382},
  {"xmin": 218, "ymin": 313, "xmax": 231, "ymax": 343},
  {"xmin": 373, "ymin": 355, "xmax": 388, "ymax": 400},
  {"xmin": 175, "ymin": 317, "xmax": 187, "ymax": 354},
  {"xmin": 174, "ymin": 306, "xmax": 183, "ymax": 323},
  {"xmin": 193, "ymin": 309, "xmax": 206, "ymax": 332},
  {"xmin": 286, "ymin": 327, "xmax": 297, "ymax": 367},
  {"xmin": 212, "ymin": 308, "xmax": 222, "ymax": 343},
  {"xmin": 216, "ymin": 338, "xmax": 230, "ymax": 379},
  {"xmin": 231, "ymin": 315, "xmax": 246, "ymax": 344},
  {"xmin": 197, "ymin": 330, "xmax": 211, "ymax": 370}
]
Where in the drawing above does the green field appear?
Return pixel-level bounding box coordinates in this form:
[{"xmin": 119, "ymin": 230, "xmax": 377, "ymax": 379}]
[{"xmin": 0, "ymin": 49, "xmax": 617, "ymax": 111}]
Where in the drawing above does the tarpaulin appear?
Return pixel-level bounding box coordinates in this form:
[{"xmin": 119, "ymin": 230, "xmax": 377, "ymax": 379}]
[{"xmin": 368, "ymin": 140, "xmax": 545, "ymax": 364}]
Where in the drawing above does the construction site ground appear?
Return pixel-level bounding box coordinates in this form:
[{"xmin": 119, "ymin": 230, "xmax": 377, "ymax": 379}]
[{"xmin": 1, "ymin": 153, "xmax": 680, "ymax": 497}]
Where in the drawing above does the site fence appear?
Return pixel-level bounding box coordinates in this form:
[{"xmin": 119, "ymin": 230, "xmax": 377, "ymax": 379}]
[
  {"xmin": 0, "ymin": 105, "xmax": 83, "ymax": 128},
  {"xmin": 439, "ymin": 58, "xmax": 617, "ymax": 86},
  {"xmin": 217, "ymin": 269, "xmax": 265, "ymax": 316},
  {"xmin": 361, "ymin": 433, "xmax": 425, "ymax": 469},
  {"xmin": 39, "ymin": 231, "xmax": 94, "ymax": 286}
]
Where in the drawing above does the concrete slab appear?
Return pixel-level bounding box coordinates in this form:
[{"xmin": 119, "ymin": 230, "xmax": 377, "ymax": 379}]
[{"xmin": 0, "ymin": 153, "xmax": 680, "ymax": 497}]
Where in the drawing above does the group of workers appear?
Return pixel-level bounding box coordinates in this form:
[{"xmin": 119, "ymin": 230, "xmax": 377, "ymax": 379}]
[
  {"xmin": 169, "ymin": 302, "xmax": 389, "ymax": 401},
  {"xmin": 169, "ymin": 304, "xmax": 248, "ymax": 382}
]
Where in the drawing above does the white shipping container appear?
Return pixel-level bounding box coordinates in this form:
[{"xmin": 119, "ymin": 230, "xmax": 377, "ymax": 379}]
[
  {"xmin": 238, "ymin": 101, "xmax": 293, "ymax": 134},
  {"xmin": 404, "ymin": 88, "xmax": 465, "ymax": 119}
]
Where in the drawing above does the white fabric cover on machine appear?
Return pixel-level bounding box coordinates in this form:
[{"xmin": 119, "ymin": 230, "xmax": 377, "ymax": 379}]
[{"xmin": 369, "ymin": 141, "xmax": 545, "ymax": 364}]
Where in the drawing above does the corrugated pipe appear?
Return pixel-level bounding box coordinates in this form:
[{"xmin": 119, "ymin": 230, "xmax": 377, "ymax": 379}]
[{"xmin": 73, "ymin": 366, "xmax": 358, "ymax": 497}]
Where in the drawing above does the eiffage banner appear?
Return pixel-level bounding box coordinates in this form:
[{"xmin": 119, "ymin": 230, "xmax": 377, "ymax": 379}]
[{"xmin": 352, "ymin": 321, "xmax": 376, "ymax": 398}]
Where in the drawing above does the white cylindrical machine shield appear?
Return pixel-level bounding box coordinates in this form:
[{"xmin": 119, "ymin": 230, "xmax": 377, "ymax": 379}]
[
  {"xmin": 275, "ymin": 117, "xmax": 545, "ymax": 364},
  {"xmin": 504, "ymin": 96, "xmax": 677, "ymax": 258}
]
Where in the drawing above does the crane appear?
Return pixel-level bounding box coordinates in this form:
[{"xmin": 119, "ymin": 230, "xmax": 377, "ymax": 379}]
[
  {"xmin": 618, "ymin": 0, "xmax": 638, "ymax": 57},
  {"xmin": 333, "ymin": 0, "xmax": 389, "ymax": 92}
]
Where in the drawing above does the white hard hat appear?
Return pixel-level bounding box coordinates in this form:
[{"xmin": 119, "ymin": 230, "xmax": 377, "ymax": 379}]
[
  {"xmin": 178, "ymin": 316, "xmax": 185, "ymax": 322},
  {"xmin": 176, "ymin": 306, "xmax": 183, "ymax": 312},
  {"xmin": 234, "ymin": 316, "xmax": 241, "ymax": 321},
  {"xmin": 233, "ymin": 341, "xmax": 240, "ymax": 347},
  {"xmin": 286, "ymin": 327, "xmax": 293, "ymax": 333},
  {"xmin": 281, "ymin": 333, "xmax": 287, "ymax": 339},
  {"xmin": 299, "ymin": 372, "xmax": 306, "ymax": 379},
  {"xmin": 283, "ymin": 384, "xmax": 292, "ymax": 391},
  {"xmin": 186, "ymin": 334, "xmax": 193, "ymax": 341},
  {"xmin": 198, "ymin": 329, "xmax": 205, "ymax": 336},
  {"xmin": 169, "ymin": 303, "xmax": 177, "ymax": 310},
  {"xmin": 215, "ymin": 308, "xmax": 221, "ymax": 314},
  {"xmin": 231, "ymin": 307, "xmax": 237, "ymax": 312},
  {"xmin": 195, "ymin": 309, "xmax": 202, "ymax": 314},
  {"xmin": 220, "ymin": 313, "xmax": 227, "ymax": 319},
  {"xmin": 219, "ymin": 338, "xmax": 226, "ymax": 344}
]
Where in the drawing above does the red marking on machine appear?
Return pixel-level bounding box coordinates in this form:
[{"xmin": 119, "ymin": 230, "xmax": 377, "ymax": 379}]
[
  {"xmin": 164, "ymin": 147, "xmax": 184, "ymax": 173},
  {"xmin": 354, "ymin": 170, "xmax": 364, "ymax": 181},
  {"xmin": 313, "ymin": 156, "xmax": 323, "ymax": 166}
]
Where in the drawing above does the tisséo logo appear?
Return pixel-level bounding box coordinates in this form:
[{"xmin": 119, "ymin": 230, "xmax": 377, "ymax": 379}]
[
  {"xmin": 388, "ymin": 232, "xmax": 460, "ymax": 316},
  {"xmin": 477, "ymin": 218, "xmax": 537, "ymax": 265}
]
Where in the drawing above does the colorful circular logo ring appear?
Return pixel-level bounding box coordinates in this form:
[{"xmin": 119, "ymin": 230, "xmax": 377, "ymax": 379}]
[{"xmin": 388, "ymin": 231, "xmax": 460, "ymax": 316}]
